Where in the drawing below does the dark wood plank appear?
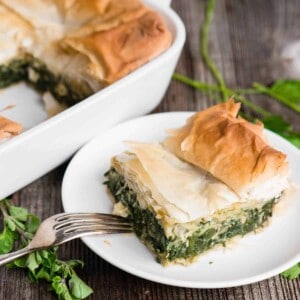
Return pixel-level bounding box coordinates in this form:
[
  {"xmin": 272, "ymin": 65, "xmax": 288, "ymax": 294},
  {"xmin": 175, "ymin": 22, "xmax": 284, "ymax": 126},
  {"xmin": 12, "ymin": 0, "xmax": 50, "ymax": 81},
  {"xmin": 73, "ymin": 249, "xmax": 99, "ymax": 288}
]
[{"xmin": 1, "ymin": 0, "xmax": 300, "ymax": 299}]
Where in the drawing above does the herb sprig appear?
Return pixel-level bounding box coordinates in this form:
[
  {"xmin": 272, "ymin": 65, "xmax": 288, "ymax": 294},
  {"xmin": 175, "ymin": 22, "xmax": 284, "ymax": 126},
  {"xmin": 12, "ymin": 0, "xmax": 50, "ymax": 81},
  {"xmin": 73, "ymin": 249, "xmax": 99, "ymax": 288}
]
[
  {"xmin": 173, "ymin": 0, "xmax": 300, "ymax": 279},
  {"xmin": 172, "ymin": 73, "xmax": 300, "ymax": 149},
  {"xmin": 0, "ymin": 199, "xmax": 93, "ymax": 299},
  {"xmin": 173, "ymin": 0, "xmax": 300, "ymax": 149}
]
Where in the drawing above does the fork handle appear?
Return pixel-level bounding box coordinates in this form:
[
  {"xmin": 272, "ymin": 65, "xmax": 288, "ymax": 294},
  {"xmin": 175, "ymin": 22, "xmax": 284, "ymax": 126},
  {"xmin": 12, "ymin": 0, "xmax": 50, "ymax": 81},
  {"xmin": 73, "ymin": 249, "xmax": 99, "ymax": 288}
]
[{"xmin": 0, "ymin": 246, "xmax": 32, "ymax": 266}]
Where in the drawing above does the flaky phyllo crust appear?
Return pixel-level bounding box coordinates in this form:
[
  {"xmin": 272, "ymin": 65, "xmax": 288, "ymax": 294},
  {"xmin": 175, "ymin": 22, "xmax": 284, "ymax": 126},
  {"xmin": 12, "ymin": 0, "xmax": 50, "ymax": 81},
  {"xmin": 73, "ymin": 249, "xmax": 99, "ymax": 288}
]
[
  {"xmin": 0, "ymin": 0, "xmax": 172, "ymax": 97},
  {"xmin": 163, "ymin": 99, "xmax": 289, "ymax": 201}
]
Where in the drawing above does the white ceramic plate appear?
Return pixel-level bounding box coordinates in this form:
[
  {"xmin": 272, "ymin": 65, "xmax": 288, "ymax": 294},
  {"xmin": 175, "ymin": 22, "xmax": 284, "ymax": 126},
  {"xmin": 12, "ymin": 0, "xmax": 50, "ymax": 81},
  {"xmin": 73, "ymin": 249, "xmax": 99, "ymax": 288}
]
[{"xmin": 62, "ymin": 112, "xmax": 300, "ymax": 288}]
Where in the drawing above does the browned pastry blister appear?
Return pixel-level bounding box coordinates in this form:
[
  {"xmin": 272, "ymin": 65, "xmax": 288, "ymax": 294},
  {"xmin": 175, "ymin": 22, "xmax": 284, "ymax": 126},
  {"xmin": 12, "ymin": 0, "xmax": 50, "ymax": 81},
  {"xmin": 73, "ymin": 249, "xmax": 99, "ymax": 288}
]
[
  {"xmin": 163, "ymin": 98, "xmax": 289, "ymax": 201},
  {"xmin": 62, "ymin": 10, "xmax": 172, "ymax": 85},
  {"xmin": 0, "ymin": 0, "xmax": 172, "ymax": 89}
]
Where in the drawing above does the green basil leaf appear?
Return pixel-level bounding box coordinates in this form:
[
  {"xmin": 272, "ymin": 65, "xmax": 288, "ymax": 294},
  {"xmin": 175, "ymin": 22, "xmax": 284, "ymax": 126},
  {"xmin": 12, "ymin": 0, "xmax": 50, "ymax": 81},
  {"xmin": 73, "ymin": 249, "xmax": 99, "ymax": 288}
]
[
  {"xmin": 52, "ymin": 277, "xmax": 75, "ymax": 300},
  {"xmin": 8, "ymin": 206, "xmax": 28, "ymax": 222},
  {"xmin": 35, "ymin": 251, "xmax": 43, "ymax": 265},
  {"xmin": 26, "ymin": 252, "xmax": 40, "ymax": 273},
  {"xmin": 270, "ymin": 80, "xmax": 300, "ymax": 107},
  {"xmin": 28, "ymin": 270, "xmax": 38, "ymax": 283},
  {"xmin": 26, "ymin": 214, "xmax": 40, "ymax": 233},
  {"xmin": 52, "ymin": 275, "xmax": 62, "ymax": 283},
  {"xmin": 40, "ymin": 249, "xmax": 50, "ymax": 259},
  {"xmin": 0, "ymin": 226, "xmax": 15, "ymax": 254},
  {"xmin": 51, "ymin": 262, "xmax": 62, "ymax": 273},
  {"xmin": 69, "ymin": 274, "xmax": 93, "ymax": 299},
  {"xmin": 6, "ymin": 218, "xmax": 16, "ymax": 232},
  {"xmin": 262, "ymin": 115, "xmax": 300, "ymax": 149},
  {"xmin": 60, "ymin": 289, "xmax": 74, "ymax": 300},
  {"xmin": 281, "ymin": 132, "xmax": 300, "ymax": 148},
  {"xmin": 13, "ymin": 219, "xmax": 26, "ymax": 231},
  {"xmin": 253, "ymin": 80, "xmax": 300, "ymax": 113},
  {"xmin": 40, "ymin": 252, "xmax": 53, "ymax": 269},
  {"xmin": 281, "ymin": 263, "xmax": 300, "ymax": 280},
  {"xmin": 35, "ymin": 266, "xmax": 51, "ymax": 282},
  {"xmin": 11, "ymin": 256, "xmax": 27, "ymax": 268},
  {"xmin": 52, "ymin": 280, "xmax": 64, "ymax": 295},
  {"xmin": 66, "ymin": 259, "xmax": 84, "ymax": 269},
  {"xmin": 261, "ymin": 115, "xmax": 291, "ymax": 132}
]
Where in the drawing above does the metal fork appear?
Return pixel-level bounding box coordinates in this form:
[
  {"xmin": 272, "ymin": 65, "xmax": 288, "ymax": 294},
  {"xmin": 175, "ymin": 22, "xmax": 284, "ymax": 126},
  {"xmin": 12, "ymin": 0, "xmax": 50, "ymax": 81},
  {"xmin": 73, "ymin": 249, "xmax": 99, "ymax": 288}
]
[{"xmin": 0, "ymin": 212, "xmax": 132, "ymax": 266}]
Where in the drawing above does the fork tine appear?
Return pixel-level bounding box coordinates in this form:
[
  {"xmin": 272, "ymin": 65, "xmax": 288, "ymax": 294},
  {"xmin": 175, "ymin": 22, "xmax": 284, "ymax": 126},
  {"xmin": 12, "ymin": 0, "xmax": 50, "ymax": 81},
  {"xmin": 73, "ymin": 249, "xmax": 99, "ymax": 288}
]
[
  {"xmin": 55, "ymin": 213, "xmax": 126, "ymax": 222},
  {"xmin": 55, "ymin": 228, "xmax": 132, "ymax": 245},
  {"xmin": 54, "ymin": 219, "xmax": 130, "ymax": 230},
  {"xmin": 61, "ymin": 223, "xmax": 132, "ymax": 234},
  {"xmin": 54, "ymin": 217, "xmax": 131, "ymax": 230},
  {"xmin": 71, "ymin": 228, "xmax": 132, "ymax": 235}
]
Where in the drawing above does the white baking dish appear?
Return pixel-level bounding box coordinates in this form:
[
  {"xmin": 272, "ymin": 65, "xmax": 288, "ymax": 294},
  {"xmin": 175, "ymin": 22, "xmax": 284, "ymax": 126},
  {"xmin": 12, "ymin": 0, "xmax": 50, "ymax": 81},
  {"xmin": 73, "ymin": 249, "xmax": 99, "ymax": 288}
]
[{"xmin": 0, "ymin": 0, "xmax": 185, "ymax": 199}]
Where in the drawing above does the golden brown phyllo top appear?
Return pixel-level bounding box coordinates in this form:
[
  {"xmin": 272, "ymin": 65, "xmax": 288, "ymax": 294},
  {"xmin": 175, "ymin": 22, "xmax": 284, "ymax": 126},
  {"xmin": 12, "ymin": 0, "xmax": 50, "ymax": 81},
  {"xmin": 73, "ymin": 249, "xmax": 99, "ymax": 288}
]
[
  {"xmin": 163, "ymin": 99, "xmax": 289, "ymax": 202},
  {"xmin": 0, "ymin": 0, "xmax": 172, "ymax": 86}
]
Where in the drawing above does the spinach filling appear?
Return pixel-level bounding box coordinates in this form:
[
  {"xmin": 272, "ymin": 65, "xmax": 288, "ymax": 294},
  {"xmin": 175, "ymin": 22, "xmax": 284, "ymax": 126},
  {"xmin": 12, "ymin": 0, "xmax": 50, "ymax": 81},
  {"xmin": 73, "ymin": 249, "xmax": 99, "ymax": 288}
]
[
  {"xmin": 0, "ymin": 58, "xmax": 29, "ymax": 88},
  {"xmin": 0, "ymin": 55, "xmax": 89, "ymax": 106},
  {"xmin": 105, "ymin": 168, "xmax": 276, "ymax": 265}
]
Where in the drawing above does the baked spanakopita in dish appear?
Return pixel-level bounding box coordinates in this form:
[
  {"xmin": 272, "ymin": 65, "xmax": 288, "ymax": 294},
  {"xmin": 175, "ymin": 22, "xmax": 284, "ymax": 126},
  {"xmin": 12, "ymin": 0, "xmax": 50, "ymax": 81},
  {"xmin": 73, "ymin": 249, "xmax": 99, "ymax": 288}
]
[
  {"xmin": 105, "ymin": 99, "xmax": 290, "ymax": 266},
  {"xmin": 0, "ymin": 0, "xmax": 172, "ymax": 106},
  {"xmin": 0, "ymin": 115, "xmax": 22, "ymax": 143}
]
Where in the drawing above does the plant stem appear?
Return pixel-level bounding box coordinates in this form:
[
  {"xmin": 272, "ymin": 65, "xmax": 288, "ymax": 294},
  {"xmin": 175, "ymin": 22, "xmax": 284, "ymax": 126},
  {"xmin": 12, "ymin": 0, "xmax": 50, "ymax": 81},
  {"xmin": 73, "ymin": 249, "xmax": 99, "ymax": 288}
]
[
  {"xmin": 172, "ymin": 73, "xmax": 220, "ymax": 93},
  {"xmin": 232, "ymin": 94, "xmax": 271, "ymax": 117},
  {"xmin": 201, "ymin": 0, "xmax": 228, "ymax": 101},
  {"xmin": 253, "ymin": 82, "xmax": 300, "ymax": 113},
  {"xmin": 0, "ymin": 201, "xmax": 9, "ymax": 218},
  {"xmin": 173, "ymin": 73, "xmax": 271, "ymax": 117},
  {"xmin": 0, "ymin": 199, "xmax": 31, "ymax": 242},
  {"xmin": 234, "ymin": 88, "xmax": 261, "ymax": 95}
]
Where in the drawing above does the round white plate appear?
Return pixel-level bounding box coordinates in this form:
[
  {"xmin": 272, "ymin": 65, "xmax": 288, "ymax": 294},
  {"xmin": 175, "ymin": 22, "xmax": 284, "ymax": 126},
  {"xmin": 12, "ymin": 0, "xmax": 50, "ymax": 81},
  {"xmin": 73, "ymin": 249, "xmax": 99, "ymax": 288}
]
[{"xmin": 62, "ymin": 112, "xmax": 300, "ymax": 288}]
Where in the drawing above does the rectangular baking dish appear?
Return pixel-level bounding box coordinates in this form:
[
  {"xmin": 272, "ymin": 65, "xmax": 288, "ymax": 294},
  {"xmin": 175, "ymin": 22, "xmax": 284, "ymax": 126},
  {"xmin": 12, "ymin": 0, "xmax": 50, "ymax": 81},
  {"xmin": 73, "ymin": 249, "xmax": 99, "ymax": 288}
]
[{"xmin": 0, "ymin": 0, "xmax": 185, "ymax": 199}]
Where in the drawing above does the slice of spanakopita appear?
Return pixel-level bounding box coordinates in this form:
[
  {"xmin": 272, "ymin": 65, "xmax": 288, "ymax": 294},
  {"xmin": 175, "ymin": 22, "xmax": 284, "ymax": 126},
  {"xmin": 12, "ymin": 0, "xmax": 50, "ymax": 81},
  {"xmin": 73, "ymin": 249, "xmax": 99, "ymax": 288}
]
[{"xmin": 105, "ymin": 100, "xmax": 290, "ymax": 265}]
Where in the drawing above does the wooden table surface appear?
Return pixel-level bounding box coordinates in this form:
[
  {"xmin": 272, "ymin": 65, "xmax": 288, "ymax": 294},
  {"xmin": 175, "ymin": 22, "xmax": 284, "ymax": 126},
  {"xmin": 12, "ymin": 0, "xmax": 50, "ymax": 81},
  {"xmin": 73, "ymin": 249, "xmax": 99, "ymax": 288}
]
[{"xmin": 1, "ymin": 0, "xmax": 300, "ymax": 299}]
